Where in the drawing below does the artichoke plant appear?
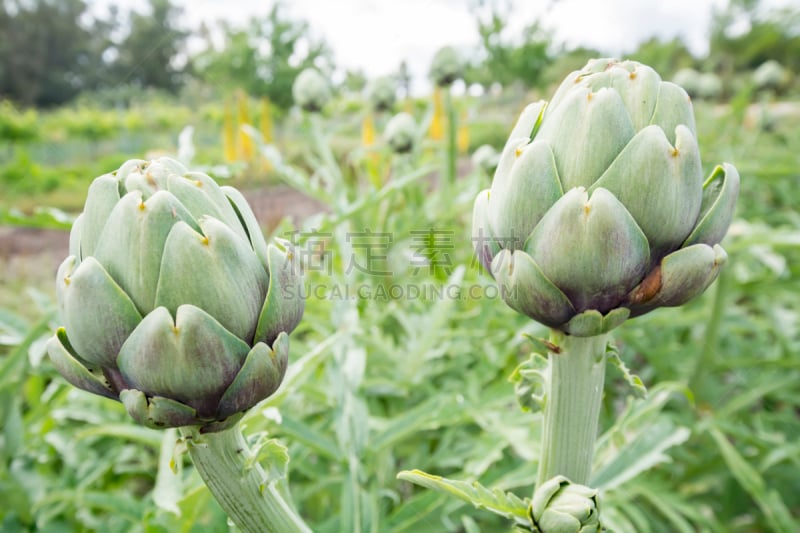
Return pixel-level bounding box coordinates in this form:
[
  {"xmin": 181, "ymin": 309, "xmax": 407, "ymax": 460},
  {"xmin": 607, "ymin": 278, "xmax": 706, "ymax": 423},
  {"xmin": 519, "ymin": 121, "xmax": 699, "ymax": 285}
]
[
  {"xmin": 383, "ymin": 112, "xmax": 417, "ymax": 154},
  {"xmin": 472, "ymin": 58, "xmax": 739, "ymax": 337},
  {"xmin": 696, "ymin": 72, "xmax": 723, "ymax": 100},
  {"xmin": 293, "ymin": 68, "xmax": 331, "ymax": 112},
  {"xmin": 368, "ymin": 75, "xmax": 397, "ymax": 112},
  {"xmin": 471, "ymin": 144, "xmax": 500, "ymax": 175},
  {"xmin": 530, "ymin": 476, "xmax": 601, "ymax": 533},
  {"xmin": 47, "ymin": 158, "xmax": 304, "ymax": 432},
  {"xmin": 671, "ymin": 68, "xmax": 701, "ymax": 98},
  {"xmin": 429, "ymin": 46, "xmax": 463, "ymax": 87},
  {"xmin": 753, "ymin": 60, "xmax": 788, "ymax": 92}
]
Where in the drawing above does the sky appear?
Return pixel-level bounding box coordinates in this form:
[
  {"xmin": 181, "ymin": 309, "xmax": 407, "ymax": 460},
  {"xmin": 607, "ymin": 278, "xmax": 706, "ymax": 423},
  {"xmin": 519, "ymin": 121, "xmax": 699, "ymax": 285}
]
[{"xmin": 90, "ymin": 0, "xmax": 789, "ymax": 90}]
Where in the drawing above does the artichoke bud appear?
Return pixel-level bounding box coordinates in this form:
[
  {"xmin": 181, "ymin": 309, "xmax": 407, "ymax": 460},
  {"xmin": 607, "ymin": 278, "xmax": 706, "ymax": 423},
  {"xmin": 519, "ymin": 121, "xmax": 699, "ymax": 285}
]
[
  {"xmin": 383, "ymin": 112, "xmax": 417, "ymax": 154},
  {"xmin": 292, "ymin": 68, "xmax": 331, "ymax": 113},
  {"xmin": 472, "ymin": 59, "xmax": 740, "ymax": 336},
  {"xmin": 367, "ymin": 76, "xmax": 397, "ymax": 112},
  {"xmin": 753, "ymin": 60, "xmax": 787, "ymax": 91},
  {"xmin": 48, "ymin": 157, "xmax": 304, "ymax": 432},
  {"xmin": 529, "ymin": 476, "xmax": 602, "ymax": 533},
  {"xmin": 471, "ymin": 144, "xmax": 500, "ymax": 175},
  {"xmin": 429, "ymin": 46, "xmax": 463, "ymax": 87}
]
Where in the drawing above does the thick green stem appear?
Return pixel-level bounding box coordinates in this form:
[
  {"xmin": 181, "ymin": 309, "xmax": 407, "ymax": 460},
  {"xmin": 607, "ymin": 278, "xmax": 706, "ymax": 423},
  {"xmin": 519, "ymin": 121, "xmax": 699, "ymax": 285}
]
[
  {"xmin": 689, "ymin": 267, "xmax": 730, "ymax": 402},
  {"xmin": 536, "ymin": 331, "xmax": 608, "ymax": 487},
  {"xmin": 180, "ymin": 425, "xmax": 311, "ymax": 533},
  {"xmin": 444, "ymin": 89, "xmax": 457, "ymax": 186}
]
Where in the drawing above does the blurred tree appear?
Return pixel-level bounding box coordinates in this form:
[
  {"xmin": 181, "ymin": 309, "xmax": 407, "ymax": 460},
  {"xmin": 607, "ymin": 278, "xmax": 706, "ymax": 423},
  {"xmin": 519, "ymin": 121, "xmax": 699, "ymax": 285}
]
[
  {"xmin": 396, "ymin": 60, "xmax": 412, "ymax": 99},
  {"xmin": 193, "ymin": 4, "xmax": 332, "ymax": 110},
  {"xmin": 628, "ymin": 37, "xmax": 696, "ymax": 78},
  {"xmin": 466, "ymin": 0, "xmax": 552, "ymax": 90},
  {"xmin": 709, "ymin": 0, "xmax": 800, "ymax": 75},
  {"xmin": 111, "ymin": 0, "xmax": 190, "ymax": 93},
  {"xmin": 342, "ymin": 69, "xmax": 368, "ymax": 94},
  {"xmin": 0, "ymin": 0, "xmax": 112, "ymax": 107}
]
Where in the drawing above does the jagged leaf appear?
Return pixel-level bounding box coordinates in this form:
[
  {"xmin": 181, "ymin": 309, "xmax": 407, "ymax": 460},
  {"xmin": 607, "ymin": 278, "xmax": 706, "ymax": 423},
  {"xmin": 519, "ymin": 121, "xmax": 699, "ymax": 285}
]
[
  {"xmin": 508, "ymin": 349, "xmax": 549, "ymax": 412},
  {"xmin": 606, "ymin": 342, "xmax": 647, "ymax": 398},
  {"xmin": 397, "ymin": 469, "xmax": 529, "ymax": 524}
]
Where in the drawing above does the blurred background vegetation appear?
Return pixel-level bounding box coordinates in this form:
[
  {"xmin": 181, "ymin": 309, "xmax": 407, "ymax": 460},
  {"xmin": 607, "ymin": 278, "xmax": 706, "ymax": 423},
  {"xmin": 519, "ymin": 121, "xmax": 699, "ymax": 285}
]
[{"xmin": 0, "ymin": 0, "xmax": 799, "ymax": 531}]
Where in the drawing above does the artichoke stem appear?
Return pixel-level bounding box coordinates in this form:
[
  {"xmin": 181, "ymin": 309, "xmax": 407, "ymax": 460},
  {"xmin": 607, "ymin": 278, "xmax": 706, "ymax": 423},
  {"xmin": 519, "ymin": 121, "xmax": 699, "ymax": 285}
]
[
  {"xmin": 536, "ymin": 331, "xmax": 608, "ymax": 488},
  {"xmin": 180, "ymin": 425, "xmax": 311, "ymax": 533},
  {"xmin": 444, "ymin": 89, "xmax": 458, "ymax": 186}
]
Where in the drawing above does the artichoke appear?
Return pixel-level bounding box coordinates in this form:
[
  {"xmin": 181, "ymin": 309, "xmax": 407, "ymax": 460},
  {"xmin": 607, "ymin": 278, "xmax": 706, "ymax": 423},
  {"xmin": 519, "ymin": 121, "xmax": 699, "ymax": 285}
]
[
  {"xmin": 471, "ymin": 144, "xmax": 500, "ymax": 175},
  {"xmin": 47, "ymin": 158, "xmax": 304, "ymax": 432},
  {"xmin": 530, "ymin": 476, "xmax": 601, "ymax": 533},
  {"xmin": 429, "ymin": 46, "xmax": 463, "ymax": 87},
  {"xmin": 671, "ymin": 68, "xmax": 701, "ymax": 98},
  {"xmin": 696, "ymin": 72, "xmax": 723, "ymax": 100},
  {"xmin": 383, "ymin": 112, "xmax": 417, "ymax": 154},
  {"xmin": 753, "ymin": 60, "xmax": 788, "ymax": 91},
  {"xmin": 293, "ymin": 68, "xmax": 331, "ymax": 112},
  {"xmin": 472, "ymin": 59, "xmax": 739, "ymax": 337},
  {"xmin": 368, "ymin": 75, "xmax": 397, "ymax": 112}
]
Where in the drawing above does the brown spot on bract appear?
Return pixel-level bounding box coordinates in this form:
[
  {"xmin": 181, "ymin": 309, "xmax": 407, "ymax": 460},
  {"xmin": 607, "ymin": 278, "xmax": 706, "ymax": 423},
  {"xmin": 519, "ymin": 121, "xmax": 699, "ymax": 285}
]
[{"xmin": 629, "ymin": 266, "xmax": 662, "ymax": 305}]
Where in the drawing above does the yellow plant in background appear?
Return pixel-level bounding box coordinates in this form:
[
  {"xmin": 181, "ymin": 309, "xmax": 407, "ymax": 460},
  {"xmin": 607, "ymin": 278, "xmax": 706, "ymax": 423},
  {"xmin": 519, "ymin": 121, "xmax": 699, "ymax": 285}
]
[
  {"xmin": 222, "ymin": 101, "xmax": 237, "ymax": 163},
  {"xmin": 361, "ymin": 112, "xmax": 376, "ymax": 147},
  {"xmin": 429, "ymin": 86, "xmax": 444, "ymax": 141},
  {"xmin": 236, "ymin": 91, "xmax": 254, "ymax": 161},
  {"xmin": 361, "ymin": 112, "xmax": 382, "ymax": 188}
]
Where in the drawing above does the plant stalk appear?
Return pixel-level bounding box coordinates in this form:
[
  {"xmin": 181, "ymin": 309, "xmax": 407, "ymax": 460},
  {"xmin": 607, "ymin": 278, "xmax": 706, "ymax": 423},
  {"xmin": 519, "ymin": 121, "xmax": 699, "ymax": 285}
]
[
  {"xmin": 689, "ymin": 267, "xmax": 729, "ymax": 402},
  {"xmin": 180, "ymin": 425, "xmax": 311, "ymax": 533},
  {"xmin": 536, "ymin": 331, "xmax": 608, "ymax": 487},
  {"xmin": 444, "ymin": 89, "xmax": 457, "ymax": 187}
]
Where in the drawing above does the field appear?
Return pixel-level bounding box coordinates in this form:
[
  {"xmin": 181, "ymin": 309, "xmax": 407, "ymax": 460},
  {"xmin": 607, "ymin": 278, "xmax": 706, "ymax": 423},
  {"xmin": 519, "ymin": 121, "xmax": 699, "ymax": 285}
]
[{"xmin": 1, "ymin": 83, "xmax": 799, "ymax": 532}]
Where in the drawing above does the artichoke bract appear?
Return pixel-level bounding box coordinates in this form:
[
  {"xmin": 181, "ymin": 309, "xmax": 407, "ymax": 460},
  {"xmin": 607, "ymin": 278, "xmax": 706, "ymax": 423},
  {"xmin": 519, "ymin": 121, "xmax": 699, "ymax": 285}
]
[
  {"xmin": 47, "ymin": 158, "xmax": 304, "ymax": 432},
  {"xmin": 472, "ymin": 59, "xmax": 739, "ymax": 337},
  {"xmin": 292, "ymin": 68, "xmax": 331, "ymax": 112}
]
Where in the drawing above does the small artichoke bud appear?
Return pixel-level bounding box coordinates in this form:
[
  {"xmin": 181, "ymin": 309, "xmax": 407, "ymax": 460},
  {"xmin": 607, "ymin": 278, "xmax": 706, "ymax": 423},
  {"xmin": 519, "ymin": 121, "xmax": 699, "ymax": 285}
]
[
  {"xmin": 368, "ymin": 75, "xmax": 397, "ymax": 112},
  {"xmin": 48, "ymin": 158, "xmax": 304, "ymax": 432},
  {"xmin": 671, "ymin": 68, "xmax": 701, "ymax": 98},
  {"xmin": 383, "ymin": 112, "xmax": 417, "ymax": 154},
  {"xmin": 696, "ymin": 72, "xmax": 722, "ymax": 100},
  {"xmin": 471, "ymin": 144, "xmax": 500, "ymax": 175},
  {"xmin": 293, "ymin": 68, "xmax": 331, "ymax": 112},
  {"xmin": 472, "ymin": 59, "xmax": 740, "ymax": 337},
  {"xmin": 753, "ymin": 60, "xmax": 788, "ymax": 92},
  {"xmin": 429, "ymin": 46, "xmax": 463, "ymax": 87},
  {"xmin": 530, "ymin": 476, "xmax": 602, "ymax": 533}
]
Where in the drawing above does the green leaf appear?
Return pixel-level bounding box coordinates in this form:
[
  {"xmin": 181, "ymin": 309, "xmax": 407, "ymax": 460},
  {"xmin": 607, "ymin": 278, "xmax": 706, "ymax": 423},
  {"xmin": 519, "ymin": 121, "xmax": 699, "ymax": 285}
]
[
  {"xmin": 508, "ymin": 349, "xmax": 548, "ymax": 412},
  {"xmin": 397, "ymin": 469, "xmax": 529, "ymax": 524},
  {"xmin": 605, "ymin": 343, "xmax": 647, "ymax": 398},
  {"xmin": 592, "ymin": 384, "xmax": 691, "ymax": 490},
  {"xmin": 251, "ymin": 437, "xmax": 290, "ymax": 485},
  {"xmin": 708, "ymin": 425, "xmax": 796, "ymax": 533},
  {"xmin": 152, "ymin": 429, "xmax": 182, "ymax": 516}
]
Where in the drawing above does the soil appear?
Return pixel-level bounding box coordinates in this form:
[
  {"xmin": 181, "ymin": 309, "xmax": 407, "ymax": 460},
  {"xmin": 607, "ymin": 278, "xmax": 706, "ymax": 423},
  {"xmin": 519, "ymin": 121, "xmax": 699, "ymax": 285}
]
[{"xmin": 0, "ymin": 186, "xmax": 326, "ymax": 311}]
